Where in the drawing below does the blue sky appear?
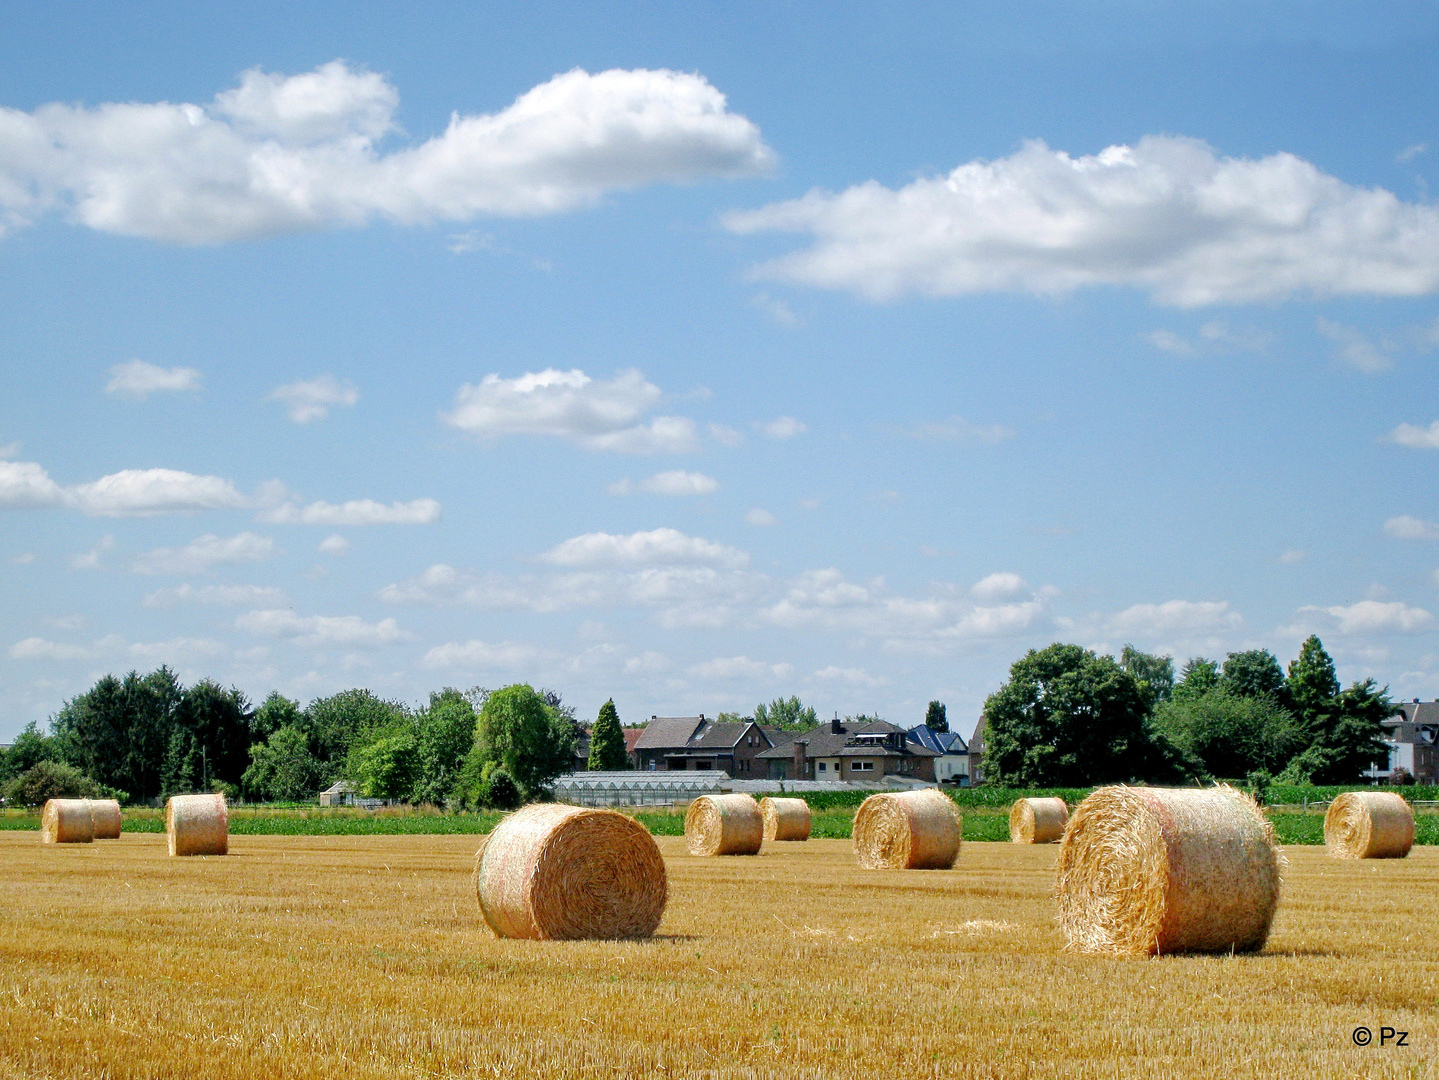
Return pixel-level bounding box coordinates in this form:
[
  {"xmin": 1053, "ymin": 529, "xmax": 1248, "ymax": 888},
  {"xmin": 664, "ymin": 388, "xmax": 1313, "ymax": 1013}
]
[{"xmin": 3, "ymin": 1, "xmax": 1439, "ymax": 742}]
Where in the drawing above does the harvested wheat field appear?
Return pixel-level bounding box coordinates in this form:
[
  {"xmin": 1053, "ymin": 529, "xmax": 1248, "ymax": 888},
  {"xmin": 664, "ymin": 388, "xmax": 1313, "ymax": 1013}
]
[{"xmin": 1, "ymin": 833, "xmax": 1436, "ymax": 1079}]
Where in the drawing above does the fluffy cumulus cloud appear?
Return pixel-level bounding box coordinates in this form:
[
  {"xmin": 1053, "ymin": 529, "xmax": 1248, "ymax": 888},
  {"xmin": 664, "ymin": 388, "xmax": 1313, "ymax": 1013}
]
[
  {"xmin": 0, "ymin": 62, "xmax": 772, "ymax": 244},
  {"xmin": 104, "ymin": 360, "xmax": 201, "ymax": 398},
  {"xmin": 9, "ymin": 633, "xmax": 229, "ymax": 662},
  {"xmin": 236, "ymin": 608, "xmax": 409, "ymax": 647},
  {"xmin": 269, "ymin": 375, "xmax": 358, "ymax": 422},
  {"xmin": 1294, "ymin": 600, "xmax": 1434, "ymax": 635},
  {"xmin": 759, "ymin": 416, "xmax": 806, "ymax": 439},
  {"xmin": 1386, "ymin": 421, "xmax": 1439, "ymax": 449},
  {"xmin": 259, "ymin": 497, "xmax": 440, "ymax": 526},
  {"xmin": 608, "ymin": 470, "xmax": 719, "ymax": 496},
  {"xmin": 66, "ymin": 468, "xmax": 246, "ymax": 516},
  {"xmin": 539, "ymin": 527, "xmax": 748, "ymax": 569},
  {"xmin": 0, "ymin": 459, "xmax": 65, "ymax": 507},
  {"xmin": 688, "ymin": 655, "xmax": 793, "ymax": 680},
  {"xmin": 1107, "ymin": 599, "xmax": 1243, "ymax": 635},
  {"xmin": 1385, "ymin": 515, "xmax": 1439, "ymax": 540},
  {"xmin": 725, "ymin": 136, "xmax": 1439, "ymax": 307},
  {"xmin": 132, "ymin": 531, "xmax": 276, "ymax": 575},
  {"xmin": 443, "ymin": 368, "xmax": 698, "ymax": 455},
  {"xmin": 971, "ymin": 572, "xmax": 1028, "ymax": 601},
  {"xmin": 422, "ymin": 639, "xmax": 542, "ymax": 671}
]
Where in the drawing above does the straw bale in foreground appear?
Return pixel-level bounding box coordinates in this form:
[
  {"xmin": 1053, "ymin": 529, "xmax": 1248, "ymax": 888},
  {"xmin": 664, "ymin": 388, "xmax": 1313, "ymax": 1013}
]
[
  {"xmin": 852, "ymin": 788, "xmax": 961, "ymax": 869},
  {"xmin": 166, "ymin": 793, "xmax": 229, "ymax": 857},
  {"xmin": 1056, "ymin": 785, "xmax": 1281, "ymax": 956},
  {"xmin": 40, "ymin": 799, "xmax": 95, "ymax": 844},
  {"xmin": 88, "ymin": 799, "xmax": 122, "ymax": 840},
  {"xmin": 1009, "ymin": 797, "xmax": 1068, "ymax": 844},
  {"xmin": 1324, "ymin": 791, "xmax": 1414, "ymax": 859},
  {"xmin": 760, "ymin": 796, "xmax": 811, "ymax": 841},
  {"xmin": 476, "ymin": 803, "xmax": 667, "ymax": 940},
  {"xmin": 685, "ymin": 793, "xmax": 763, "ymax": 856}
]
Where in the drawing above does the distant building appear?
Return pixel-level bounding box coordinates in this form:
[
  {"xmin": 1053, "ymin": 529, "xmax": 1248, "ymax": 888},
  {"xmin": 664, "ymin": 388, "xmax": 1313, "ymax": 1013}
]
[
  {"xmin": 968, "ymin": 714, "xmax": 987, "ymax": 785},
  {"xmin": 758, "ymin": 717, "xmax": 938, "ymax": 782},
  {"xmin": 907, "ymin": 725, "xmax": 970, "ymax": 785},
  {"xmin": 632, "ymin": 716, "xmax": 774, "ymax": 777},
  {"xmin": 1373, "ymin": 699, "xmax": 1439, "ymax": 784}
]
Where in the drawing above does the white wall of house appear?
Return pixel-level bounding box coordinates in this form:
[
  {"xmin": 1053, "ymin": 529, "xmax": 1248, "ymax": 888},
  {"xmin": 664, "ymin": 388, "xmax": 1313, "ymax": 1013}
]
[
  {"xmin": 934, "ymin": 753, "xmax": 969, "ymax": 783},
  {"xmin": 813, "ymin": 757, "xmax": 841, "ymax": 778}
]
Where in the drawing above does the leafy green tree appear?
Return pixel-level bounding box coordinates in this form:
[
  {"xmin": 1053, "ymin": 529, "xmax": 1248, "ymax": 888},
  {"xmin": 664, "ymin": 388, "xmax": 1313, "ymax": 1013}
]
[
  {"xmin": 754, "ymin": 696, "xmax": 819, "ymax": 730},
  {"xmin": 1286, "ymin": 636, "xmax": 1340, "ymax": 726},
  {"xmin": 160, "ymin": 679, "xmax": 251, "ymax": 795},
  {"xmin": 1219, "ymin": 649, "xmax": 1289, "ymax": 706},
  {"xmin": 482, "ymin": 767, "xmax": 522, "ymax": 810},
  {"xmin": 52, "ymin": 667, "xmax": 186, "ymax": 801},
  {"xmin": 3, "ymin": 761, "xmax": 99, "ymax": 806},
  {"xmin": 1153, "ymin": 690, "xmax": 1305, "ymax": 778},
  {"xmin": 0, "ymin": 722, "xmax": 62, "ymax": 784},
  {"xmin": 982, "ymin": 643, "xmax": 1187, "ymax": 786},
  {"xmin": 352, "ymin": 733, "xmax": 420, "ymax": 801},
  {"xmin": 250, "ymin": 692, "xmax": 301, "ymax": 742},
  {"xmin": 1120, "ymin": 645, "xmax": 1175, "ymax": 704},
  {"xmin": 1172, "ymin": 658, "xmax": 1220, "ymax": 701},
  {"xmin": 463, "ymin": 684, "xmax": 576, "ymax": 799},
  {"xmin": 1279, "ymin": 679, "xmax": 1395, "ymax": 784},
  {"xmin": 587, "ymin": 698, "xmax": 628, "ymax": 771},
  {"xmin": 241, "ymin": 726, "xmax": 322, "ymax": 802},
  {"xmin": 412, "ymin": 689, "xmax": 477, "ymax": 805},
  {"xmin": 924, "ymin": 701, "xmax": 948, "ymax": 733},
  {"xmin": 301, "ymin": 689, "xmax": 408, "ymax": 782}
]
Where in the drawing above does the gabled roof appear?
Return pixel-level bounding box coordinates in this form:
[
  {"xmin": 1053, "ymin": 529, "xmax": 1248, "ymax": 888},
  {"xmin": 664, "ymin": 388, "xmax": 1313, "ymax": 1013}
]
[
  {"xmin": 633, "ymin": 716, "xmax": 706, "ymax": 750},
  {"xmin": 689, "ymin": 720, "xmax": 766, "ymax": 750},
  {"xmin": 907, "ymin": 725, "xmax": 969, "ymax": 755},
  {"xmin": 757, "ymin": 719, "xmax": 937, "ymax": 760},
  {"xmin": 623, "ymin": 728, "xmax": 645, "ymax": 754}
]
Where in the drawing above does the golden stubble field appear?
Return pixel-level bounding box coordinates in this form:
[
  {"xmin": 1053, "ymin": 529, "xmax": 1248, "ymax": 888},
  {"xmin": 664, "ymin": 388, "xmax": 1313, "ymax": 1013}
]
[{"xmin": 1, "ymin": 832, "xmax": 1436, "ymax": 1079}]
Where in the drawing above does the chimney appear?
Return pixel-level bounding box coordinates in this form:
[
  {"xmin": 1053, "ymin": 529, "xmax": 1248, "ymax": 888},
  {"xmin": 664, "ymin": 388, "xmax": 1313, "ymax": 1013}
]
[
  {"xmin": 831, "ymin": 713, "xmax": 843, "ymax": 735},
  {"xmin": 793, "ymin": 738, "xmax": 808, "ymax": 779}
]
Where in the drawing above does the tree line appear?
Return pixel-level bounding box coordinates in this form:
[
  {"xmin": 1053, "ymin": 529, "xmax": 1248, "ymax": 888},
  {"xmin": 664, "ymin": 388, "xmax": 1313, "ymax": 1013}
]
[{"xmin": 981, "ymin": 635, "xmax": 1397, "ymax": 789}]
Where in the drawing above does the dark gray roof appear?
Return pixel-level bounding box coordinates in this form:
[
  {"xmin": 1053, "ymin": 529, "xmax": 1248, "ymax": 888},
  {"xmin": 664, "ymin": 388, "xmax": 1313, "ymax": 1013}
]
[
  {"xmin": 633, "ymin": 717, "xmax": 706, "ymax": 750},
  {"xmin": 907, "ymin": 725, "xmax": 968, "ymax": 755},
  {"xmin": 689, "ymin": 721, "xmax": 754, "ymax": 750},
  {"xmin": 757, "ymin": 719, "xmax": 937, "ymax": 760}
]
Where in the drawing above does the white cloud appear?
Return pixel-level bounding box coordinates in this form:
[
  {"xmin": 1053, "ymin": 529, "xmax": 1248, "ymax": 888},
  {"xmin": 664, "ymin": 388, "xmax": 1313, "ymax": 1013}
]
[
  {"xmin": 132, "ymin": 531, "xmax": 276, "ymax": 574},
  {"xmin": 1148, "ymin": 320, "xmax": 1273, "ymax": 357},
  {"xmin": 0, "ymin": 63, "xmax": 772, "ymax": 244},
  {"xmin": 142, "ymin": 583, "xmax": 288, "ymax": 607},
  {"xmin": 810, "ymin": 665, "xmax": 887, "ymax": 688},
  {"xmin": 318, "ymin": 534, "xmax": 350, "ymax": 555},
  {"xmin": 1108, "ymin": 599, "xmax": 1242, "ymax": 635},
  {"xmin": 971, "ymin": 572, "xmax": 1028, "ymax": 601},
  {"xmin": 745, "ymin": 508, "xmax": 777, "ymax": 526},
  {"xmin": 259, "ymin": 498, "xmax": 440, "ymax": 525},
  {"xmin": 0, "ymin": 460, "xmax": 65, "ymax": 508},
  {"xmin": 539, "ymin": 528, "xmax": 748, "ymax": 569},
  {"xmin": 236, "ymin": 608, "xmax": 409, "ymax": 647},
  {"xmin": 269, "ymin": 375, "xmax": 358, "ymax": 422},
  {"xmin": 422, "ymin": 639, "xmax": 541, "ymax": 670},
  {"xmin": 67, "ymin": 469, "xmax": 247, "ymax": 516},
  {"xmin": 1386, "ymin": 421, "xmax": 1439, "ymax": 449},
  {"xmin": 688, "ymin": 655, "xmax": 793, "ymax": 680},
  {"xmin": 442, "ymin": 368, "xmax": 698, "ymax": 454},
  {"xmin": 1385, "ymin": 515, "xmax": 1439, "ymax": 540},
  {"xmin": 759, "ymin": 416, "xmax": 806, "ymax": 439},
  {"xmin": 1295, "ymin": 600, "xmax": 1434, "ymax": 635},
  {"xmin": 1316, "ymin": 318, "xmax": 1393, "ymax": 374},
  {"xmin": 725, "ymin": 135, "xmax": 1439, "ymax": 307},
  {"xmin": 708, "ymin": 422, "xmax": 745, "ymax": 447},
  {"xmin": 9, "ymin": 637, "xmax": 91, "ymax": 660},
  {"xmin": 1398, "ymin": 143, "xmax": 1427, "ymax": 163},
  {"xmin": 909, "ymin": 417, "xmax": 1015, "ymax": 444},
  {"xmin": 0, "ymin": 442, "xmax": 19, "ymax": 458},
  {"xmin": 70, "ymin": 535, "xmax": 115, "ymax": 570},
  {"xmin": 105, "ymin": 360, "xmax": 201, "ymax": 398},
  {"xmin": 608, "ymin": 470, "xmax": 719, "ymax": 496}
]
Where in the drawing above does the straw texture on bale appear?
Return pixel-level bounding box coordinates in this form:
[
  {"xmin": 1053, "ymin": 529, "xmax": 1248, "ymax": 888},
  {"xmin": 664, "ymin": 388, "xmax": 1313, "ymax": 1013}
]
[
  {"xmin": 475, "ymin": 803, "xmax": 667, "ymax": 940},
  {"xmin": 852, "ymin": 788, "xmax": 961, "ymax": 869},
  {"xmin": 684, "ymin": 793, "xmax": 764, "ymax": 856},
  {"xmin": 88, "ymin": 799, "xmax": 122, "ymax": 839},
  {"xmin": 1009, "ymin": 797, "xmax": 1068, "ymax": 844},
  {"xmin": 40, "ymin": 799, "xmax": 95, "ymax": 844},
  {"xmin": 165, "ymin": 793, "xmax": 229, "ymax": 857},
  {"xmin": 760, "ymin": 797, "xmax": 811, "ymax": 841},
  {"xmin": 1055, "ymin": 785, "xmax": 1281, "ymax": 957},
  {"xmin": 1324, "ymin": 791, "xmax": 1414, "ymax": 859}
]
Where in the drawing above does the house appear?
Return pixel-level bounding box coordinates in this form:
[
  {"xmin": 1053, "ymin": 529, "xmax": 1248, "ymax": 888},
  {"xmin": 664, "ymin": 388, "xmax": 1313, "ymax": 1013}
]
[
  {"xmin": 907, "ymin": 725, "xmax": 970, "ymax": 785},
  {"xmin": 631, "ymin": 715, "xmax": 774, "ymax": 777},
  {"xmin": 968, "ymin": 714, "xmax": 987, "ymax": 785},
  {"xmin": 1372, "ymin": 699, "xmax": 1439, "ymax": 784},
  {"xmin": 758, "ymin": 717, "xmax": 938, "ymax": 782},
  {"xmin": 624, "ymin": 728, "xmax": 645, "ymax": 769}
]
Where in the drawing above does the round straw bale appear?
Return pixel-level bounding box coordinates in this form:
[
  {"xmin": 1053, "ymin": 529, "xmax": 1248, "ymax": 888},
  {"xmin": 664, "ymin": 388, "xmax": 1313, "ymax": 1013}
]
[
  {"xmin": 760, "ymin": 796, "xmax": 811, "ymax": 842},
  {"xmin": 475, "ymin": 803, "xmax": 667, "ymax": 940},
  {"xmin": 88, "ymin": 799, "xmax": 122, "ymax": 840},
  {"xmin": 40, "ymin": 799, "xmax": 95, "ymax": 844},
  {"xmin": 1324, "ymin": 791, "xmax": 1414, "ymax": 859},
  {"xmin": 684, "ymin": 793, "xmax": 763, "ymax": 856},
  {"xmin": 1055, "ymin": 785, "xmax": 1281, "ymax": 956},
  {"xmin": 852, "ymin": 789, "xmax": 961, "ymax": 869},
  {"xmin": 1009, "ymin": 797, "xmax": 1068, "ymax": 844},
  {"xmin": 165, "ymin": 793, "xmax": 229, "ymax": 857}
]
